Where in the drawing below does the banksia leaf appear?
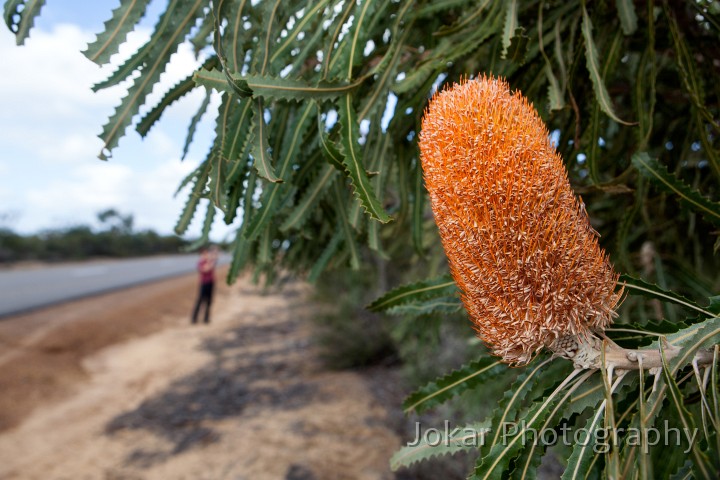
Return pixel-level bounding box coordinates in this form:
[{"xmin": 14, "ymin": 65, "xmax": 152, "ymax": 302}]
[
  {"xmin": 419, "ymin": 76, "xmax": 623, "ymax": 365},
  {"xmin": 368, "ymin": 274, "xmax": 457, "ymax": 312},
  {"xmin": 403, "ymin": 358, "xmax": 505, "ymax": 414},
  {"xmin": 83, "ymin": 0, "xmax": 151, "ymax": 65},
  {"xmin": 632, "ymin": 152, "xmax": 720, "ymax": 227},
  {"xmin": 4, "ymin": 0, "xmax": 45, "ymax": 45},
  {"xmin": 390, "ymin": 421, "xmax": 491, "ymax": 471}
]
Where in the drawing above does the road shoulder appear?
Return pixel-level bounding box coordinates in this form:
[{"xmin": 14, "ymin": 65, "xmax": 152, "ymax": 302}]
[{"xmin": 0, "ymin": 274, "xmax": 401, "ymax": 479}]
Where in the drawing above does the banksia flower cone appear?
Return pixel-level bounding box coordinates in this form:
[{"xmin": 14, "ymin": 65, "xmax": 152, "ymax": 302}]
[{"xmin": 419, "ymin": 77, "xmax": 622, "ymax": 365}]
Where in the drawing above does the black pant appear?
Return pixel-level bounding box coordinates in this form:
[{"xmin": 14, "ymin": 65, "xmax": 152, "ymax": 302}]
[{"xmin": 192, "ymin": 282, "xmax": 214, "ymax": 324}]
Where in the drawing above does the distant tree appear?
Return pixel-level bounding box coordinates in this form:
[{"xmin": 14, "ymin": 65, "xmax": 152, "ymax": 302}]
[
  {"xmin": 5, "ymin": 0, "xmax": 720, "ymax": 477},
  {"xmin": 0, "ymin": 208, "xmax": 187, "ymax": 262},
  {"xmin": 97, "ymin": 208, "xmax": 134, "ymax": 234}
]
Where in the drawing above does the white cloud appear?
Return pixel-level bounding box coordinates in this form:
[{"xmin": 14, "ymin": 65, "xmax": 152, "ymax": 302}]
[
  {"xmin": 0, "ymin": 24, "xmax": 141, "ymax": 165},
  {"xmin": 0, "ymin": 22, "xmax": 230, "ymax": 239},
  {"xmin": 24, "ymin": 158, "xmax": 197, "ymax": 233}
]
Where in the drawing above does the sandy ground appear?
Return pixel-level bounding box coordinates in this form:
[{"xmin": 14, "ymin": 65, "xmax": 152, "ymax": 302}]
[{"xmin": 0, "ymin": 271, "xmax": 402, "ymax": 479}]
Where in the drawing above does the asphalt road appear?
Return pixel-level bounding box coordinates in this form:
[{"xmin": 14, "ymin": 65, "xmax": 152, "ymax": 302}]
[{"xmin": 0, "ymin": 254, "xmax": 231, "ymax": 317}]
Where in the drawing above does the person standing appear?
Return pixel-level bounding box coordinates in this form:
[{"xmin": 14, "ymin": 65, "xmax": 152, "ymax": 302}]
[{"xmin": 191, "ymin": 246, "xmax": 217, "ymax": 324}]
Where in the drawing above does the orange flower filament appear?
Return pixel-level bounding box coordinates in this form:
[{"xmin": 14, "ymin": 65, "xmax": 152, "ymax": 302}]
[{"xmin": 419, "ymin": 76, "xmax": 622, "ymax": 365}]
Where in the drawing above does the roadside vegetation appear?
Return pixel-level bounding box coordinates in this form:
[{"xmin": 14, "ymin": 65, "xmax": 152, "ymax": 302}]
[{"xmin": 0, "ymin": 209, "xmax": 188, "ymax": 264}]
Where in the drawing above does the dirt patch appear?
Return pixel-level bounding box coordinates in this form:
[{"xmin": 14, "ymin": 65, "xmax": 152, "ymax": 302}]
[
  {"xmin": 0, "ymin": 270, "xmax": 232, "ymax": 431},
  {"xmin": 0, "ymin": 272, "xmax": 403, "ymax": 479}
]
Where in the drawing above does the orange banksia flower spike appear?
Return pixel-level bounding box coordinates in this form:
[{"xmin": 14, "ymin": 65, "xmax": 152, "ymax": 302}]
[{"xmin": 419, "ymin": 76, "xmax": 623, "ymax": 366}]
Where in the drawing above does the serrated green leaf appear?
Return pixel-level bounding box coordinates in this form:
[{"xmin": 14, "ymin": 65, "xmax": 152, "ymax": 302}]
[
  {"xmin": 224, "ymin": 98, "xmax": 254, "ymax": 185},
  {"xmin": 200, "ymin": 199, "xmax": 216, "ymax": 242},
  {"xmin": 269, "ymin": 0, "xmax": 331, "ymax": 66},
  {"xmin": 254, "ymin": 0, "xmax": 281, "ymax": 75},
  {"xmin": 630, "ymin": 316, "xmax": 720, "ymax": 462},
  {"xmin": 316, "ymin": 108, "xmax": 346, "ymax": 172},
  {"xmin": 397, "ymin": 3, "xmax": 503, "ymax": 96},
  {"xmin": 358, "ymin": 0, "xmax": 414, "ymax": 120},
  {"xmin": 390, "ymin": 421, "xmax": 491, "ymax": 471},
  {"xmin": 564, "ymin": 374, "xmax": 610, "ymax": 419},
  {"xmin": 175, "ymin": 160, "xmax": 211, "ymax": 235},
  {"xmin": 226, "ymin": 167, "xmax": 258, "ymax": 283},
  {"xmin": 308, "ymin": 230, "xmax": 343, "ymax": 283},
  {"xmin": 244, "ymin": 102, "xmax": 315, "ymax": 239},
  {"xmin": 648, "ymin": 317, "xmax": 720, "ymax": 363},
  {"xmin": 181, "ymin": 89, "xmax": 212, "ymax": 161},
  {"xmin": 620, "ymin": 273, "xmax": 714, "ymax": 317},
  {"xmin": 637, "ymin": 2, "xmax": 656, "ymax": 150},
  {"xmin": 434, "ymin": 0, "xmax": 492, "ymax": 36},
  {"xmin": 475, "ymin": 369, "xmax": 587, "ymax": 480},
  {"xmin": 545, "ymin": 64, "xmax": 564, "ymax": 111},
  {"xmin": 581, "ymin": 5, "xmax": 632, "ymax": 126},
  {"xmin": 615, "ymin": 178, "xmax": 645, "ymax": 271},
  {"xmin": 386, "ymin": 296, "xmax": 462, "ymax": 317},
  {"xmin": 506, "ymin": 27, "xmax": 529, "ymax": 65},
  {"xmin": 227, "ymin": 227, "xmax": 250, "ymax": 284},
  {"xmin": 637, "ymin": 345, "xmax": 651, "ymax": 480},
  {"xmin": 367, "ymin": 215, "xmax": 383, "ymax": 255},
  {"xmin": 537, "ymin": 4, "xmax": 564, "ymax": 112},
  {"xmin": 287, "ymin": 12, "xmax": 327, "ymax": 76},
  {"xmin": 208, "ymin": 93, "xmax": 243, "ymax": 212},
  {"xmin": 193, "ymin": 28, "xmax": 254, "ymax": 99},
  {"xmin": 553, "ymin": 20, "xmax": 568, "ymax": 91},
  {"xmin": 501, "ymin": 0, "xmax": 518, "ymax": 59},
  {"xmin": 4, "ymin": 0, "xmax": 45, "ymax": 45},
  {"xmin": 193, "ymin": 68, "xmax": 363, "ymax": 100},
  {"xmin": 257, "ymin": 224, "xmax": 272, "ymax": 265},
  {"xmin": 281, "ymin": 164, "xmax": 338, "ymax": 232},
  {"xmin": 92, "ymin": 42, "xmax": 151, "ymax": 92},
  {"xmin": 189, "ymin": 7, "xmax": 213, "ymax": 57},
  {"xmin": 347, "ymin": 120, "xmax": 385, "ymax": 230},
  {"xmin": 669, "ymin": 461, "xmax": 694, "ymax": 480},
  {"xmin": 659, "ymin": 340, "xmax": 715, "ymax": 479},
  {"xmin": 616, "ymin": 0, "xmax": 638, "ymax": 36},
  {"xmin": 708, "ymin": 296, "xmax": 720, "ymax": 315},
  {"xmin": 406, "ymin": 0, "xmax": 504, "ymax": 96},
  {"xmin": 664, "ymin": 3, "xmax": 720, "ymax": 140},
  {"xmin": 249, "ymin": 97, "xmax": 281, "ymax": 182},
  {"xmin": 96, "ymin": 0, "xmax": 205, "ymax": 159},
  {"xmin": 343, "ymin": 0, "xmax": 379, "ymax": 80},
  {"xmin": 224, "ymin": 176, "xmax": 243, "ymax": 225},
  {"xmin": 137, "ymin": 56, "xmax": 219, "ymax": 138},
  {"xmin": 484, "ymin": 357, "xmax": 568, "ymax": 452},
  {"xmin": 413, "ymin": 0, "xmax": 473, "ymax": 18},
  {"xmin": 332, "ymin": 180, "xmax": 361, "ymax": 270},
  {"xmin": 350, "ymin": 120, "xmax": 389, "ymax": 231},
  {"xmin": 396, "ymin": 152, "xmax": 411, "ymax": 226},
  {"xmin": 632, "ymin": 152, "xmax": 720, "ymax": 227},
  {"xmin": 393, "ymin": 59, "xmax": 441, "ymax": 96},
  {"xmin": 561, "ymin": 403, "xmax": 607, "ymax": 480},
  {"xmin": 321, "ymin": 0, "xmax": 354, "ymax": 80},
  {"xmin": 403, "ymin": 358, "xmax": 506, "ymax": 414},
  {"xmin": 84, "ymin": 0, "xmax": 151, "ymax": 64},
  {"xmin": 337, "ymin": 94, "xmax": 391, "ymax": 223},
  {"xmin": 174, "ymin": 163, "xmax": 202, "ymax": 198},
  {"xmin": 518, "ymin": 371, "xmax": 612, "ymax": 480},
  {"xmin": 411, "ymin": 158, "xmax": 425, "ymax": 254},
  {"xmin": 586, "ymin": 30, "xmax": 622, "ymax": 185},
  {"xmin": 367, "ymin": 274, "xmax": 457, "ymax": 312}
]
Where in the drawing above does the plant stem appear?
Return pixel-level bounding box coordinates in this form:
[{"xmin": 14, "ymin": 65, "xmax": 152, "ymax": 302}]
[{"xmin": 551, "ymin": 334, "xmax": 716, "ymax": 371}]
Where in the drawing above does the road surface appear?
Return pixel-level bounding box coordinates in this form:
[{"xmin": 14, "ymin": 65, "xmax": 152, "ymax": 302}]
[{"xmin": 0, "ymin": 254, "xmax": 230, "ymax": 317}]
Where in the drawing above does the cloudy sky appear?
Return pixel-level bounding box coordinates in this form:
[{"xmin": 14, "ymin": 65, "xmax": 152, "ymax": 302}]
[{"xmin": 0, "ymin": 1, "xmax": 236, "ymax": 240}]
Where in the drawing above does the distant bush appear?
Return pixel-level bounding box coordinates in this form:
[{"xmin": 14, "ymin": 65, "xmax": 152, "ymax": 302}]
[
  {"xmin": 0, "ymin": 210, "xmax": 189, "ymax": 264},
  {"xmin": 312, "ymin": 264, "xmax": 398, "ymax": 370}
]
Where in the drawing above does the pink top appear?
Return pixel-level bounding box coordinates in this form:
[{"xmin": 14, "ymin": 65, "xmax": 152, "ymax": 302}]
[{"xmin": 198, "ymin": 257, "xmax": 215, "ymax": 284}]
